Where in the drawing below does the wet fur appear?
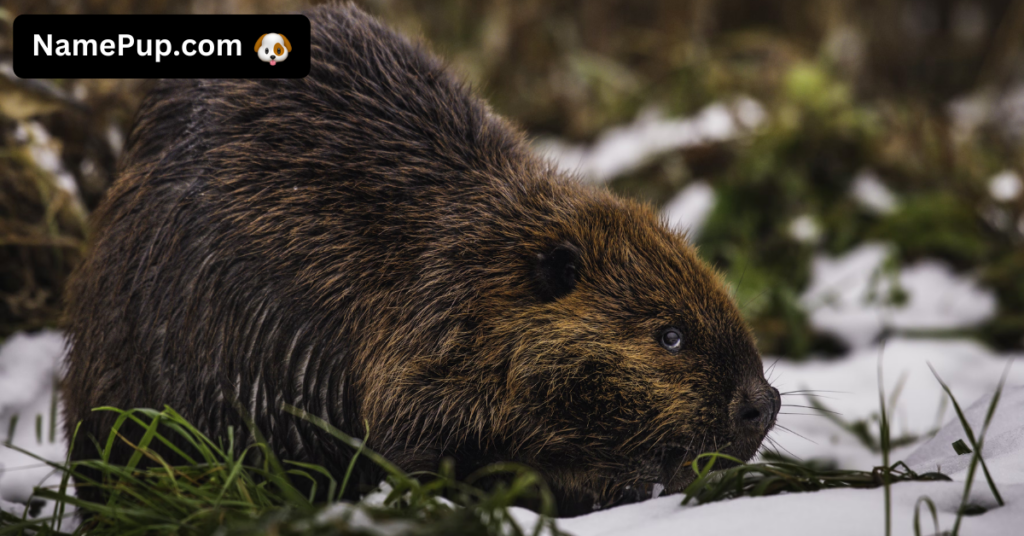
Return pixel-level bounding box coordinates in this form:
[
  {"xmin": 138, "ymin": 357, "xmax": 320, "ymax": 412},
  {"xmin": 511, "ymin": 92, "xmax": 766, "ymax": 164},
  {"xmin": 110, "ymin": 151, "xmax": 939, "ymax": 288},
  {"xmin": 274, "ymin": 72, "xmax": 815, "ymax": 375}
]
[{"xmin": 63, "ymin": 4, "xmax": 771, "ymax": 516}]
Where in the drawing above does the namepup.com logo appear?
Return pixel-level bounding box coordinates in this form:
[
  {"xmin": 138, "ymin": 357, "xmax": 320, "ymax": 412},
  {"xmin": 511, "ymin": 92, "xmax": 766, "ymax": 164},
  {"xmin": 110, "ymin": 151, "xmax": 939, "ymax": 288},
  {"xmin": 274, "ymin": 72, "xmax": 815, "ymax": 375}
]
[{"xmin": 255, "ymin": 33, "xmax": 291, "ymax": 66}]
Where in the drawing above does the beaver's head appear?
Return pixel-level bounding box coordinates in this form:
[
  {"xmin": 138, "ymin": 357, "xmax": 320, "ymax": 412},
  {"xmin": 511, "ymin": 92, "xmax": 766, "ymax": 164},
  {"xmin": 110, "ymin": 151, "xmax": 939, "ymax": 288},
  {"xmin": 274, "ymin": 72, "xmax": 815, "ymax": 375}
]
[{"xmin": 364, "ymin": 179, "xmax": 778, "ymax": 517}]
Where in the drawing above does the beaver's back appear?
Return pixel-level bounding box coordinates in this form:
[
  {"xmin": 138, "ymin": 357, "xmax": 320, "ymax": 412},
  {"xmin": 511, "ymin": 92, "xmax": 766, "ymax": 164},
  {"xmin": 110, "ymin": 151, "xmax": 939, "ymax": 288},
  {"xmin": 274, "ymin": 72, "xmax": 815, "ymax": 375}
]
[{"xmin": 63, "ymin": 3, "xmax": 561, "ymax": 489}]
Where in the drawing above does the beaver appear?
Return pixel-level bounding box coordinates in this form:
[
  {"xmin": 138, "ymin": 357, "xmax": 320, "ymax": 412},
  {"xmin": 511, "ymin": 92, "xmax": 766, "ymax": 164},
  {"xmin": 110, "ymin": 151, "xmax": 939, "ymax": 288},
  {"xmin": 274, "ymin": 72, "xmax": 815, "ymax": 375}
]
[{"xmin": 62, "ymin": 3, "xmax": 779, "ymax": 516}]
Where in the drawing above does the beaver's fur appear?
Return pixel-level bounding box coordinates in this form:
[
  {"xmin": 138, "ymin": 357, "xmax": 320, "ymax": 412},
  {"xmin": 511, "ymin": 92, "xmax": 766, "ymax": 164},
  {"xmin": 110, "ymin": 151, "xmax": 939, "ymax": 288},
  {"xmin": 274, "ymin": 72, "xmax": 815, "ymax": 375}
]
[{"xmin": 63, "ymin": 4, "xmax": 779, "ymax": 516}]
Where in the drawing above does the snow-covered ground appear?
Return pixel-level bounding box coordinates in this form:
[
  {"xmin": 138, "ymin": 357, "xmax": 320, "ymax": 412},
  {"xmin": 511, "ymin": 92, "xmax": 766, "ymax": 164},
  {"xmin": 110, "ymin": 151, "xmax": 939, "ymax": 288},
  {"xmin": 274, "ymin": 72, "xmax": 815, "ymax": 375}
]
[
  {"xmin": 0, "ymin": 330, "xmax": 68, "ymax": 521},
  {"xmin": 508, "ymin": 386, "xmax": 1024, "ymax": 536}
]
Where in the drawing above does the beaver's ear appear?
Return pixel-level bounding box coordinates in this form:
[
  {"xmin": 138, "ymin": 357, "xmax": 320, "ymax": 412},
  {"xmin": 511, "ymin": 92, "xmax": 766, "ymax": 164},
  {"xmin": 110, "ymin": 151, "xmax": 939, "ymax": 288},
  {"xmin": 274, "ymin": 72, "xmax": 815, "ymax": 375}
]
[{"xmin": 534, "ymin": 242, "xmax": 581, "ymax": 302}]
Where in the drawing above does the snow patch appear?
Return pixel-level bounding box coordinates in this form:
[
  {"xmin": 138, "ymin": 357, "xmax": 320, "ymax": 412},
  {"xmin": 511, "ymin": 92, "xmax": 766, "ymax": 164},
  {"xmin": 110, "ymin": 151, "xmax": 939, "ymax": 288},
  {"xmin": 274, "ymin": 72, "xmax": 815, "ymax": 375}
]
[
  {"xmin": 906, "ymin": 385, "xmax": 1024, "ymax": 482},
  {"xmin": 766, "ymin": 338, "xmax": 1024, "ymax": 470},
  {"xmin": 850, "ymin": 168, "xmax": 898, "ymax": 214},
  {"xmin": 535, "ymin": 98, "xmax": 765, "ymax": 183},
  {"xmin": 801, "ymin": 243, "xmax": 996, "ymax": 349},
  {"xmin": 16, "ymin": 121, "xmax": 80, "ymax": 197},
  {"xmin": 0, "ymin": 330, "xmax": 70, "ymax": 521},
  {"xmin": 662, "ymin": 181, "xmax": 715, "ymax": 241},
  {"xmin": 988, "ymin": 169, "xmax": 1023, "ymax": 202},
  {"xmin": 787, "ymin": 214, "xmax": 821, "ymax": 244}
]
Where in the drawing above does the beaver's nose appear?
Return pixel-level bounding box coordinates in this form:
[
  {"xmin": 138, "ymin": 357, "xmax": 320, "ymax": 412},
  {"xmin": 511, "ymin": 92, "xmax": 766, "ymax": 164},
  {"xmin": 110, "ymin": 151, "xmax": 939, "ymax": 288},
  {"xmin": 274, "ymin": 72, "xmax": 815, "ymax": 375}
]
[{"xmin": 735, "ymin": 385, "xmax": 780, "ymax": 433}]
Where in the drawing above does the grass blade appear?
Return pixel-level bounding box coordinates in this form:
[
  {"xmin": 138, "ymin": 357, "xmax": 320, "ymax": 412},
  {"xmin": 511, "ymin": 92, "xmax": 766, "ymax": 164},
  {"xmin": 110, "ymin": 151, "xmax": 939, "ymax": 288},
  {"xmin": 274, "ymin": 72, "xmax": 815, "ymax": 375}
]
[
  {"xmin": 877, "ymin": 339, "xmax": 891, "ymax": 536},
  {"xmin": 928, "ymin": 359, "xmax": 1011, "ymax": 535},
  {"xmin": 913, "ymin": 496, "xmax": 940, "ymax": 536}
]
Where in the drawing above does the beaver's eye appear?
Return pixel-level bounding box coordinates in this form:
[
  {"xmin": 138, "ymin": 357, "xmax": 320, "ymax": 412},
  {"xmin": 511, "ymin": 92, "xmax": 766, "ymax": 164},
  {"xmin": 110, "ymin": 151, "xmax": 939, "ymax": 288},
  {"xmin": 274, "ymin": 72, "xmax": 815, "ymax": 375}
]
[{"xmin": 660, "ymin": 328, "xmax": 683, "ymax": 353}]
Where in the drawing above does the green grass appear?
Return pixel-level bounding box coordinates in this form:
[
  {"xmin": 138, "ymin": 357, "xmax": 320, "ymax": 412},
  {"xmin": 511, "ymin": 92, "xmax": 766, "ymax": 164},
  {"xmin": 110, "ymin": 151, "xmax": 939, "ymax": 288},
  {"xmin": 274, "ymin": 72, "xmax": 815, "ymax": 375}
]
[
  {"xmin": 0, "ymin": 406, "xmax": 561, "ymax": 536},
  {"xmin": 680, "ymin": 454, "xmax": 950, "ymax": 506}
]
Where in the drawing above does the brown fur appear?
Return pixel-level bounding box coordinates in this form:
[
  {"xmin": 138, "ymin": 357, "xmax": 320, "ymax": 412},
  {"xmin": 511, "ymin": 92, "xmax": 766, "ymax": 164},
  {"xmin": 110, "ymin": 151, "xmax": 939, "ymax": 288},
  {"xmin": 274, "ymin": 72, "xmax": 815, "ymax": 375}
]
[{"xmin": 62, "ymin": 4, "xmax": 778, "ymax": 516}]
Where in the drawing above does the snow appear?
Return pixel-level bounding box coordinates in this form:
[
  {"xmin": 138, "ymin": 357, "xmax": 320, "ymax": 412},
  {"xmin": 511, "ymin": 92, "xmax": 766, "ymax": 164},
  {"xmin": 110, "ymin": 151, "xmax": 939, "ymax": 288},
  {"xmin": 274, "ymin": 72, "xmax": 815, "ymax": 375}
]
[
  {"xmin": 16, "ymin": 121, "xmax": 81, "ymax": 197},
  {"xmin": 662, "ymin": 180, "xmax": 715, "ymax": 241},
  {"xmin": 766, "ymin": 338, "xmax": 1024, "ymax": 471},
  {"xmin": 999, "ymin": 85, "xmax": 1024, "ymax": 141},
  {"xmin": 0, "ymin": 330, "xmax": 69, "ymax": 520},
  {"xmin": 906, "ymin": 385, "xmax": 1024, "ymax": 482},
  {"xmin": 536, "ymin": 480, "xmax": 1024, "ymax": 536},
  {"xmin": 801, "ymin": 243, "xmax": 997, "ymax": 349},
  {"xmin": 787, "ymin": 214, "xmax": 822, "ymax": 244},
  {"xmin": 851, "ymin": 169, "xmax": 898, "ymax": 214},
  {"xmin": 949, "ymin": 83, "xmax": 1024, "ymax": 143},
  {"xmin": 310, "ymin": 499, "xmax": 415, "ymax": 535},
  {"xmin": 988, "ymin": 169, "xmax": 1023, "ymax": 202},
  {"xmin": 105, "ymin": 124, "xmax": 124, "ymax": 159},
  {"xmin": 535, "ymin": 97, "xmax": 765, "ymax": 183}
]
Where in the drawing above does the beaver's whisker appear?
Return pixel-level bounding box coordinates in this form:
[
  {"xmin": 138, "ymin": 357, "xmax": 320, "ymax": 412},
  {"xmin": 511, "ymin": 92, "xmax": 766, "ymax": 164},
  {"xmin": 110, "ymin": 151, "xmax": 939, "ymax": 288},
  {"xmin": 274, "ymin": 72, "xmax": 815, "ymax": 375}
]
[
  {"xmin": 782, "ymin": 404, "xmax": 842, "ymax": 415},
  {"xmin": 774, "ymin": 424, "xmax": 817, "ymax": 444},
  {"xmin": 761, "ymin": 436, "xmax": 786, "ymax": 459},
  {"xmin": 741, "ymin": 288, "xmax": 769, "ymax": 311},
  {"xmin": 758, "ymin": 438, "xmax": 777, "ymax": 458},
  {"xmin": 735, "ymin": 261, "xmax": 749, "ymax": 296},
  {"xmin": 764, "ymin": 435, "xmax": 803, "ymax": 461}
]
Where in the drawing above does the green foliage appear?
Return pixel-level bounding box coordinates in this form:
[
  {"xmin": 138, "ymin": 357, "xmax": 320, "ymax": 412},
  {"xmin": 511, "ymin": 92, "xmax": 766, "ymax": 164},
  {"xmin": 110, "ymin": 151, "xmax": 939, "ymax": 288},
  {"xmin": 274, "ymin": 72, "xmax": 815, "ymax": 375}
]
[
  {"xmin": 869, "ymin": 192, "xmax": 993, "ymax": 268},
  {"xmin": 689, "ymin": 58, "xmax": 1024, "ymax": 354},
  {"xmin": 697, "ymin": 63, "xmax": 881, "ymax": 357},
  {"xmin": 0, "ymin": 406, "xmax": 560, "ymax": 536},
  {"xmin": 680, "ymin": 454, "xmax": 949, "ymax": 506}
]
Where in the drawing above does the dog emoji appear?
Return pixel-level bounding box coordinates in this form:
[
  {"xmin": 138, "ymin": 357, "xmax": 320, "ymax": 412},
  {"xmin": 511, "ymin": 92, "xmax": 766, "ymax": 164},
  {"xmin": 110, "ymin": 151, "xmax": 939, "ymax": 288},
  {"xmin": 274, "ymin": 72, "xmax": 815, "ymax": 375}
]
[{"xmin": 255, "ymin": 33, "xmax": 291, "ymax": 66}]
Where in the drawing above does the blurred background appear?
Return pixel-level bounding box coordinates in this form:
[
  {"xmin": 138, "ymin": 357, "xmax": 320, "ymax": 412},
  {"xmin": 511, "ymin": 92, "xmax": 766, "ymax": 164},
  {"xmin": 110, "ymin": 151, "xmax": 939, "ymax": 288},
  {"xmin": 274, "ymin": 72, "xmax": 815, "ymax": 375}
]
[
  {"xmin": 2, "ymin": 0, "xmax": 1023, "ymax": 358},
  {"xmin": 4, "ymin": 1, "xmax": 1024, "ymax": 526},
  {"xmin": 2, "ymin": 0, "xmax": 1024, "ymax": 519}
]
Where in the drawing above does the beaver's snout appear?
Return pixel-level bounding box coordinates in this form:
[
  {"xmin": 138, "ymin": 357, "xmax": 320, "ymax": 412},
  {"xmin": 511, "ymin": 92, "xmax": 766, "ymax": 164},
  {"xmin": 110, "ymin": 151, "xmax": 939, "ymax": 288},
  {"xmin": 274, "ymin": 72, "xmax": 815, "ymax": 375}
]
[{"xmin": 733, "ymin": 383, "xmax": 780, "ymax": 435}]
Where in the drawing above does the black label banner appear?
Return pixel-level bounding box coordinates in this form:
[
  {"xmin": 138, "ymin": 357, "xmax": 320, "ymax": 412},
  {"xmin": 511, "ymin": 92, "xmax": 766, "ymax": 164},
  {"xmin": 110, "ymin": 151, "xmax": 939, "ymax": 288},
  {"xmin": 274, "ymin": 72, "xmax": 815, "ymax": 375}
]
[{"xmin": 14, "ymin": 15, "xmax": 310, "ymax": 79}]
